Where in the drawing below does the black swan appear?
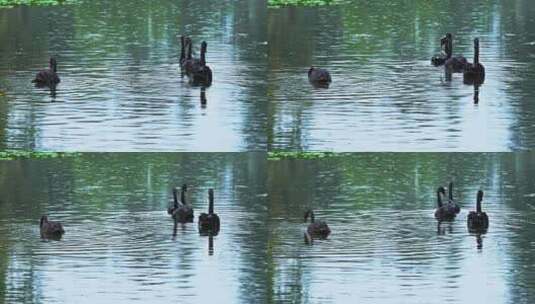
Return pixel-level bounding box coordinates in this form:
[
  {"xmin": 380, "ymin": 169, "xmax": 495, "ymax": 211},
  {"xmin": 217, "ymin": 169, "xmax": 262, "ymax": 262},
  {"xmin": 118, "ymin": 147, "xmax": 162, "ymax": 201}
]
[
  {"xmin": 32, "ymin": 57, "xmax": 60, "ymax": 87},
  {"xmin": 434, "ymin": 186, "xmax": 456, "ymax": 221},
  {"xmin": 172, "ymin": 184, "xmax": 194, "ymax": 223},
  {"xmin": 463, "ymin": 38, "xmax": 485, "ymax": 85},
  {"xmin": 446, "ymin": 182, "xmax": 461, "ymax": 214},
  {"xmin": 188, "ymin": 41, "xmax": 213, "ymax": 86},
  {"xmin": 304, "ymin": 209, "xmax": 330, "ymax": 239},
  {"xmin": 443, "ymin": 34, "xmax": 468, "ymax": 72},
  {"xmin": 431, "ymin": 33, "xmax": 452, "ymax": 66},
  {"xmin": 308, "ymin": 67, "xmax": 331, "ymax": 87},
  {"xmin": 467, "ymin": 190, "xmax": 489, "ymax": 232},
  {"xmin": 198, "ymin": 189, "xmax": 220, "ymax": 235},
  {"xmin": 40, "ymin": 215, "xmax": 65, "ymax": 238}
]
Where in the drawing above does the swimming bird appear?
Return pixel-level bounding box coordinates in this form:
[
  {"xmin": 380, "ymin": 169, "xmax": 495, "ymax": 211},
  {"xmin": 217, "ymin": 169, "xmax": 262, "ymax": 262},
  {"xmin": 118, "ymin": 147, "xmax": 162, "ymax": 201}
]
[
  {"xmin": 40, "ymin": 215, "xmax": 65, "ymax": 238},
  {"xmin": 463, "ymin": 38, "xmax": 485, "ymax": 85},
  {"xmin": 467, "ymin": 190, "xmax": 489, "ymax": 232},
  {"xmin": 446, "ymin": 182, "xmax": 461, "ymax": 214},
  {"xmin": 172, "ymin": 184, "xmax": 194, "ymax": 223},
  {"xmin": 304, "ymin": 209, "xmax": 330, "ymax": 239},
  {"xmin": 32, "ymin": 57, "xmax": 60, "ymax": 87},
  {"xmin": 308, "ymin": 67, "xmax": 331, "ymax": 87},
  {"xmin": 431, "ymin": 33, "xmax": 452, "ymax": 66},
  {"xmin": 434, "ymin": 186, "xmax": 456, "ymax": 221},
  {"xmin": 198, "ymin": 189, "xmax": 220, "ymax": 235},
  {"xmin": 187, "ymin": 41, "xmax": 213, "ymax": 86}
]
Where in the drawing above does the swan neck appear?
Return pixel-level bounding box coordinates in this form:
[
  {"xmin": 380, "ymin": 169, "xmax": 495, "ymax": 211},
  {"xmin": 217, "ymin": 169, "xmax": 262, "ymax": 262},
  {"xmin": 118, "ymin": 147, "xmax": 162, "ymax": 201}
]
[
  {"xmin": 445, "ymin": 38, "xmax": 453, "ymax": 59},
  {"xmin": 437, "ymin": 191, "xmax": 443, "ymax": 207},
  {"xmin": 187, "ymin": 42, "xmax": 192, "ymax": 60},
  {"xmin": 476, "ymin": 191, "xmax": 484, "ymax": 213},
  {"xmin": 181, "ymin": 188, "xmax": 186, "ymax": 205},
  {"xmin": 173, "ymin": 188, "xmax": 178, "ymax": 207},
  {"xmin": 201, "ymin": 42, "xmax": 207, "ymax": 66},
  {"xmin": 474, "ymin": 40, "xmax": 479, "ymax": 65},
  {"xmin": 180, "ymin": 37, "xmax": 185, "ymax": 61},
  {"xmin": 208, "ymin": 189, "xmax": 214, "ymax": 214}
]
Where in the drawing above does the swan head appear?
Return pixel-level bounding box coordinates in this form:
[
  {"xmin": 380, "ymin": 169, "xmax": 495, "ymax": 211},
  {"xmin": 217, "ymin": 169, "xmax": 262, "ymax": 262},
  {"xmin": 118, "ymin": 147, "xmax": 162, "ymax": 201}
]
[{"xmin": 40, "ymin": 215, "xmax": 48, "ymax": 227}]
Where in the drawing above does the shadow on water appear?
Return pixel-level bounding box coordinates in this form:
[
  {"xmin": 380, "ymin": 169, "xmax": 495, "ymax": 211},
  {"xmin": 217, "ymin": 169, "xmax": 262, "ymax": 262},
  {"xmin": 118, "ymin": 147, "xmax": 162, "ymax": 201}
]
[
  {"xmin": 200, "ymin": 87, "xmax": 207, "ymax": 108},
  {"xmin": 437, "ymin": 221, "xmax": 453, "ymax": 236},
  {"xmin": 33, "ymin": 83, "xmax": 58, "ymax": 100}
]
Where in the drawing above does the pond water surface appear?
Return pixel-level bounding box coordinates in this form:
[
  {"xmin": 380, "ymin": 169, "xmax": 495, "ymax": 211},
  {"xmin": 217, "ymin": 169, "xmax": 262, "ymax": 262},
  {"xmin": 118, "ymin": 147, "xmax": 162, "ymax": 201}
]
[
  {"xmin": 267, "ymin": 0, "xmax": 535, "ymax": 151},
  {"xmin": 0, "ymin": 0, "xmax": 267, "ymax": 151},
  {"xmin": 1, "ymin": 153, "xmax": 535, "ymax": 303}
]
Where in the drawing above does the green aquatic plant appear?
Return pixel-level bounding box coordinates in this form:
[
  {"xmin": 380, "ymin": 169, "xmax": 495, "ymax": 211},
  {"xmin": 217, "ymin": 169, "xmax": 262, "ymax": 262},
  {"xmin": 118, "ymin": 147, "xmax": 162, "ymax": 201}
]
[
  {"xmin": 0, "ymin": 0, "xmax": 77, "ymax": 8},
  {"xmin": 268, "ymin": 151, "xmax": 341, "ymax": 160},
  {"xmin": 268, "ymin": 0, "xmax": 336, "ymax": 8},
  {"xmin": 0, "ymin": 151, "xmax": 80, "ymax": 160}
]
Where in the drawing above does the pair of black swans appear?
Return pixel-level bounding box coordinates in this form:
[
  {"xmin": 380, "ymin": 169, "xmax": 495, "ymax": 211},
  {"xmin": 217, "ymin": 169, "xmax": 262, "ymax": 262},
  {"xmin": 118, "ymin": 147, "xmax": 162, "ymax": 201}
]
[
  {"xmin": 435, "ymin": 182, "xmax": 489, "ymax": 232},
  {"xmin": 179, "ymin": 36, "xmax": 213, "ymax": 86},
  {"xmin": 31, "ymin": 35, "xmax": 213, "ymax": 89},
  {"xmin": 167, "ymin": 184, "xmax": 220, "ymax": 235}
]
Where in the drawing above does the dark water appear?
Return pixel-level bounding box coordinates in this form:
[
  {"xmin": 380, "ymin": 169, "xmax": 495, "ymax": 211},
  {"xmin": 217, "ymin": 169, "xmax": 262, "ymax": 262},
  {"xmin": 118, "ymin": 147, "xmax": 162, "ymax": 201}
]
[
  {"xmin": 1, "ymin": 153, "xmax": 535, "ymax": 303},
  {"xmin": 267, "ymin": 0, "xmax": 535, "ymax": 151},
  {"xmin": 0, "ymin": 0, "xmax": 267, "ymax": 151}
]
